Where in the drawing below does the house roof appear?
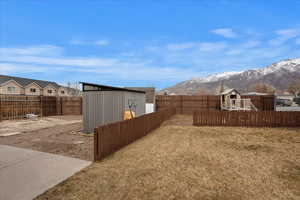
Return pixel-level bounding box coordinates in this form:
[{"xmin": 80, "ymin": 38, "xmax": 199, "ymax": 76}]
[
  {"xmin": 221, "ymin": 88, "xmax": 240, "ymax": 95},
  {"xmin": 0, "ymin": 74, "xmax": 60, "ymax": 88},
  {"xmin": 80, "ymin": 82, "xmax": 145, "ymax": 94}
]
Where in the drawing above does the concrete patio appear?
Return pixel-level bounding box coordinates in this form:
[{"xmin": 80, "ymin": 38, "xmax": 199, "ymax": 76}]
[{"xmin": 0, "ymin": 145, "xmax": 91, "ymax": 200}]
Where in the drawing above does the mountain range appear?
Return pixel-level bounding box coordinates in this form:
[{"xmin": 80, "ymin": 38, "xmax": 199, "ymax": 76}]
[{"xmin": 159, "ymin": 57, "xmax": 300, "ymax": 95}]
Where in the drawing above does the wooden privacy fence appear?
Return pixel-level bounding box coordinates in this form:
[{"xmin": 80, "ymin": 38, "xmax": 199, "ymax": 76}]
[
  {"xmin": 193, "ymin": 111, "xmax": 300, "ymax": 127},
  {"xmin": 0, "ymin": 95, "xmax": 82, "ymax": 121},
  {"xmin": 156, "ymin": 95, "xmax": 275, "ymax": 114},
  {"xmin": 242, "ymin": 95, "xmax": 275, "ymax": 111},
  {"xmin": 94, "ymin": 107, "xmax": 176, "ymax": 161},
  {"xmin": 156, "ymin": 95, "xmax": 220, "ymax": 114}
]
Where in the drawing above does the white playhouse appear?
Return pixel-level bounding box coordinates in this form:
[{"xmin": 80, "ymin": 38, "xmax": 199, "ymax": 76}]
[{"xmin": 220, "ymin": 89, "xmax": 257, "ymax": 111}]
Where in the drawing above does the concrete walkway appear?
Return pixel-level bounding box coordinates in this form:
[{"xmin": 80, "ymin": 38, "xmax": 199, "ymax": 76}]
[{"xmin": 0, "ymin": 145, "xmax": 91, "ymax": 200}]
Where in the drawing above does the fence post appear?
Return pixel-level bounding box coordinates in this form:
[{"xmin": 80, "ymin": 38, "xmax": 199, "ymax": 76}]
[
  {"xmin": 80, "ymin": 97, "xmax": 83, "ymax": 115},
  {"xmin": 0, "ymin": 96, "xmax": 2, "ymax": 122},
  {"xmin": 180, "ymin": 95, "xmax": 183, "ymax": 114},
  {"xmin": 40, "ymin": 96, "xmax": 43, "ymax": 118},
  {"xmin": 61, "ymin": 97, "xmax": 63, "ymax": 115},
  {"xmin": 94, "ymin": 128, "xmax": 99, "ymax": 161},
  {"xmin": 60, "ymin": 97, "xmax": 63, "ymax": 115}
]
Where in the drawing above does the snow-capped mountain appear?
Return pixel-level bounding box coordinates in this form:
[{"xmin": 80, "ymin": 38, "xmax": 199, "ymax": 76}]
[
  {"xmin": 190, "ymin": 71, "xmax": 242, "ymax": 83},
  {"xmin": 159, "ymin": 57, "xmax": 300, "ymax": 95}
]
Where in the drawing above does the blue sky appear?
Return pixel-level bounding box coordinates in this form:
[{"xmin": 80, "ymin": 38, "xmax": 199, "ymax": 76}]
[{"xmin": 1, "ymin": 0, "xmax": 300, "ymax": 90}]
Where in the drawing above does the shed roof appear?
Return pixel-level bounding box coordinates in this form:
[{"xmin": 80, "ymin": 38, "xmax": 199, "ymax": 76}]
[
  {"xmin": 221, "ymin": 88, "xmax": 240, "ymax": 95},
  {"xmin": 80, "ymin": 82, "xmax": 145, "ymax": 94}
]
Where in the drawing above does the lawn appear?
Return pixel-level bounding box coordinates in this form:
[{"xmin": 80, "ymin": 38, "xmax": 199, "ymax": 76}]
[{"xmin": 36, "ymin": 115, "xmax": 300, "ymax": 200}]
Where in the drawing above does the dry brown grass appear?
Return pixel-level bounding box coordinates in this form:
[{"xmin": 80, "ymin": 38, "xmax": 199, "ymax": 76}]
[{"xmin": 36, "ymin": 115, "xmax": 300, "ymax": 200}]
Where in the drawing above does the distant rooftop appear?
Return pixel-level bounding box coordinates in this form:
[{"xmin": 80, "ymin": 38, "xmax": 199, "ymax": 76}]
[{"xmin": 0, "ymin": 74, "xmax": 60, "ymax": 88}]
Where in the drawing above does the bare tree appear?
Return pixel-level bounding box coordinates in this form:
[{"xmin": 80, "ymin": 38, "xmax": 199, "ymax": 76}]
[
  {"xmin": 248, "ymin": 83, "xmax": 275, "ymax": 94},
  {"xmin": 64, "ymin": 81, "xmax": 82, "ymax": 96},
  {"xmin": 288, "ymin": 80, "xmax": 300, "ymax": 97},
  {"xmin": 219, "ymin": 81, "xmax": 225, "ymax": 94},
  {"xmin": 196, "ymin": 87, "xmax": 210, "ymax": 95}
]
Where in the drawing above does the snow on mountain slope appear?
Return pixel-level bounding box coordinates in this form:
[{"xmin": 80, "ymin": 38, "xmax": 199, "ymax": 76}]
[
  {"xmin": 256, "ymin": 58, "xmax": 300, "ymax": 75},
  {"xmin": 189, "ymin": 71, "xmax": 242, "ymax": 83},
  {"xmin": 160, "ymin": 57, "xmax": 300, "ymax": 95}
]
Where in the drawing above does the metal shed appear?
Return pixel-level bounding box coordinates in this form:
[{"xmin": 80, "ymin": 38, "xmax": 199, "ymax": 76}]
[{"xmin": 81, "ymin": 82, "xmax": 146, "ymax": 133}]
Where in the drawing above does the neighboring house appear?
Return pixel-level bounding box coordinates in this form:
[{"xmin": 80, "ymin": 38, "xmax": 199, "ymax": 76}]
[
  {"xmin": 0, "ymin": 75, "xmax": 79, "ymax": 96},
  {"xmin": 42, "ymin": 84, "xmax": 58, "ymax": 96},
  {"xmin": 25, "ymin": 82, "xmax": 42, "ymax": 96},
  {"xmin": 276, "ymin": 94, "xmax": 295, "ymax": 102},
  {"xmin": 0, "ymin": 80, "xmax": 24, "ymax": 95}
]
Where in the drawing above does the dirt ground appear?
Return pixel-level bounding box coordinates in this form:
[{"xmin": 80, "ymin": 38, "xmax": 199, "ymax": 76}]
[
  {"xmin": 36, "ymin": 115, "xmax": 300, "ymax": 200},
  {"xmin": 0, "ymin": 115, "xmax": 93, "ymax": 161}
]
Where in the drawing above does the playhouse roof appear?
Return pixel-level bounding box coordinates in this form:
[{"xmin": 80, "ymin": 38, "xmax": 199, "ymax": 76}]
[{"xmin": 221, "ymin": 88, "xmax": 240, "ymax": 95}]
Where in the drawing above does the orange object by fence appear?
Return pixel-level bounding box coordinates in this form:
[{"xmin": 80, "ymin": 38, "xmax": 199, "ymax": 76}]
[{"xmin": 124, "ymin": 110, "xmax": 135, "ymax": 120}]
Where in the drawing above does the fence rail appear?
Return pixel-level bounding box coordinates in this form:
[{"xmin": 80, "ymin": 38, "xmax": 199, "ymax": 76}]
[
  {"xmin": 0, "ymin": 95, "xmax": 82, "ymax": 121},
  {"xmin": 156, "ymin": 95, "xmax": 275, "ymax": 114},
  {"xmin": 193, "ymin": 110, "xmax": 300, "ymax": 127},
  {"xmin": 94, "ymin": 107, "xmax": 176, "ymax": 161}
]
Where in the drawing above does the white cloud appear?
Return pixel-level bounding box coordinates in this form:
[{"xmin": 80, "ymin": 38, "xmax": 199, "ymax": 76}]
[
  {"xmin": 0, "ymin": 63, "xmax": 47, "ymax": 74},
  {"xmin": 242, "ymin": 40, "xmax": 260, "ymax": 48},
  {"xmin": 75, "ymin": 65, "xmax": 201, "ymax": 81},
  {"xmin": 276, "ymin": 28, "xmax": 299, "ymax": 38},
  {"xmin": 2, "ymin": 29, "xmax": 300, "ymax": 85},
  {"xmin": 0, "ymin": 45, "xmax": 63, "ymax": 56},
  {"xmin": 70, "ymin": 39, "xmax": 109, "ymax": 46},
  {"xmin": 269, "ymin": 28, "xmax": 300, "ymax": 46},
  {"xmin": 95, "ymin": 39, "xmax": 110, "ymax": 46},
  {"xmin": 0, "ymin": 46, "xmax": 204, "ymax": 82},
  {"xmin": 226, "ymin": 49, "xmax": 243, "ymax": 55},
  {"xmin": 198, "ymin": 42, "xmax": 227, "ymax": 52},
  {"xmin": 225, "ymin": 40, "xmax": 261, "ymax": 56},
  {"xmin": 167, "ymin": 43, "xmax": 195, "ymax": 50},
  {"xmin": 69, "ymin": 39, "xmax": 85, "ymax": 45},
  {"xmin": 211, "ymin": 28, "xmax": 237, "ymax": 38},
  {"xmin": 0, "ymin": 55, "xmax": 119, "ymax": 67}
]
